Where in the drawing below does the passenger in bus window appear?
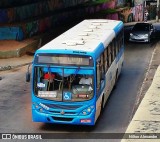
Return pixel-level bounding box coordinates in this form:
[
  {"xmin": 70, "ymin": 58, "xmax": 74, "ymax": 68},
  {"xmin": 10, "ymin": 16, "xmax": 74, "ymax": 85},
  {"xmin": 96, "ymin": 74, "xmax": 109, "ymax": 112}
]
[
  {"xmin": 79, "ymin": 75, "xmax": 92, "ymax": 85},
  {"xmin": 42, "ymin": 72, "xmax": 55, "ymax": 91},
  {"xmin": 43, "ymin": 72, "xmax": 55, "ymax": 82}
]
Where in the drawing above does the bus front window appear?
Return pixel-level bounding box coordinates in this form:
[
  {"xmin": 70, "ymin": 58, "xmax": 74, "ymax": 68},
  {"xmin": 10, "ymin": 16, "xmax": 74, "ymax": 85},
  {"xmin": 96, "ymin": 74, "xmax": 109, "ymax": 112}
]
[{"xmin": 34, "ymin": 67, "xmax": 94, "ymax": 102}]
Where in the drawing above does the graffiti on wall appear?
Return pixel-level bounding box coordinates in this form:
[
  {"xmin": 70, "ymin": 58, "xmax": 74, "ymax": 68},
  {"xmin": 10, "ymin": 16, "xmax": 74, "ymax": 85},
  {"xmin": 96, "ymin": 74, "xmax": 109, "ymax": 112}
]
[
  {"xmin": 102, "ymin": 0, "xmax": 116, "ymax": 9},
  {"xmin": 1, "ymin": 0, "xmax": 155, "ymax": 40},
  {"xmin": 117, "ymin": 0, "xmax": 125, "ymax": 7},
  {"xmin": 134, "ymin": 4, "xmax": 143, "ymax": 21},
  {"xmin": 119, "ymin": 4, "xmax": 144, "ymax": 23},
  {"xmin": 81, "ymin": 1, "xmax": 145, "ymax": 23},
  {"xmin": 0, "ymin": 0, "xmax": 89, "ymax": 23},
  {"xmin": 105, "ymin": 13, "xmax": 119, "ymax": 20},
  {"xmin": 16, "ymin": 8, "xmax": 87, "ymax": 39},
  {"xmin": 0, "ymin": 27, "xmax": 23, "ymax": 40},
  {"xmin": 80, "ymin": 1, "xmax": 141, "ymax": 22},
  {"xmin": 0, "ymin": 0, "xmax": 41, "ymax": 8},
  {"xmin": 146, "ymin": 1, "xmax": 156, "ymax": 20},
  {"xmin": 0, "ymin": 1, "xmax": 90, "ymax": 40},
  {"xmin": 119, "ymin": 8, "xmax": 133, "ymax": 22}
]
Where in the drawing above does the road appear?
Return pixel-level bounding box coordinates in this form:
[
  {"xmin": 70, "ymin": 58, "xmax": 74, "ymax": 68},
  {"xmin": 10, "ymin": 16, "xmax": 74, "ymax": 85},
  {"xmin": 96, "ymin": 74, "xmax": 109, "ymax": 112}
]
[{"xmin": 0, "ymin": 41, "xmax": 157, "ymax": 141}]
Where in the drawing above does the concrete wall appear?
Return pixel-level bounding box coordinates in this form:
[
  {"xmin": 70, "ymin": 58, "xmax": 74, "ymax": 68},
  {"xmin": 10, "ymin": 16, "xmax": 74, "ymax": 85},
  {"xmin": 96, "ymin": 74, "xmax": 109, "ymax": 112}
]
[
  {"xmin": 0, "ymin": 0, "xmax": 88, "ymax": 23},
  {"xmin": 0, "ymin": 0, "xmax": 42, "ymax": 8},
  {"xmin": 1, "ymin": 0, "xmax": 157, "ymax": 41},
  {"xmin": 0, "ymin": 0, "xmax": 89, "ymax": 40},
  {"xmin": 82, "ymin": 2, "xmax": 144, "ymax": 23},
  {"xmin": 119, "ymin": 4, "xmax": 144, "ymax": 23},
  {"xmin": 0, "ymin": 6, "xmax": 88, "ymax": 40},
  {"xmin": 0, "ymin": 27, "xmax": 23, "ymax": 40}
]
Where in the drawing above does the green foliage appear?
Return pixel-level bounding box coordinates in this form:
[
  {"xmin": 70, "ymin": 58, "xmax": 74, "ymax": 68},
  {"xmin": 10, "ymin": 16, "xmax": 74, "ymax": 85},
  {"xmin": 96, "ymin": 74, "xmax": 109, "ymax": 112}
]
[
  {"xmin": 91, "ymin": 8, "xmax": 117, "ymax": 19},
  {"xmin": 100, "ymin": 9, "xmax": 117, "ymax": 14},
  {"xmin": 92, "ymin": 0, "xmax": 110, "ymax": 4},
  {"xmin": 84, "ymin": 0, "xmax": 110, "ymax": 6}
]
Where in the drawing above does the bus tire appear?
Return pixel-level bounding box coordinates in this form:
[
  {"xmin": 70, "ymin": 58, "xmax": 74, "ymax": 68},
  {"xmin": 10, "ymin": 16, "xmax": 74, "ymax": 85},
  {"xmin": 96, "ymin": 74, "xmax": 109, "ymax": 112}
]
[
  {"xmin": 114, "ymin": 70, "xmax": 118, "ymax": 89},
  {"xmin": 100, "ymin": 96, "xmax": 104, "ymax": 115},
  {"xmin": 116, "ymin": 70, "xmax": 118, "ymax": 82}
]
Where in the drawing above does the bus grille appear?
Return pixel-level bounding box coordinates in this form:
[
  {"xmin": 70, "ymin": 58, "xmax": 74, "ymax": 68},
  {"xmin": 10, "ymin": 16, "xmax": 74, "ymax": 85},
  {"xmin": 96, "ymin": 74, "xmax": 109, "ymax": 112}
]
[
  {"xmin": 52, "ymin": 116, "xmax": 73, "ymax": 122},
  {"xmin": 49, "ymin": 110, "xmax": 76, "ymax": 115},
  {"xmin": 43, "ymin": 103, "xmax": 82, "ymax": 110}
]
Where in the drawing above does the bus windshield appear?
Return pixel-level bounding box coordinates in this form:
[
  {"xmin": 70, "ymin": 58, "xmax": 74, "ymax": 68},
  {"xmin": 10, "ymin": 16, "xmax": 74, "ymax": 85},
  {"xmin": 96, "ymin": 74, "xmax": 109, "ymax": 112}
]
[{"xmin": 33, "ymin": 67, "xmax": 94, "ymax": 102}]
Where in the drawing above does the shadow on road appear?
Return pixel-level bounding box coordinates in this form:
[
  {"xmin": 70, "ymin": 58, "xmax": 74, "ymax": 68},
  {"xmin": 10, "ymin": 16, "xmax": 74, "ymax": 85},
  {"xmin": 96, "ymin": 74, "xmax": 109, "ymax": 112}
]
[{"xmin": 40, "ymin": 123, "xmax": 96, "ymax": 132}]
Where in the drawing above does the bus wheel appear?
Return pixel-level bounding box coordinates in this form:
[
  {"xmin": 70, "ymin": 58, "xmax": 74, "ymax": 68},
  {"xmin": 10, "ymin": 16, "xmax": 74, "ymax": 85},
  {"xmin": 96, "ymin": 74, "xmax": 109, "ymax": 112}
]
[
  {"xmin": 114, "ymin": 70, "xmax": 118, "ymax": 88},
  {"xmin": 100, "ymin": 96, "xmax": 104, "ymax": 115}
]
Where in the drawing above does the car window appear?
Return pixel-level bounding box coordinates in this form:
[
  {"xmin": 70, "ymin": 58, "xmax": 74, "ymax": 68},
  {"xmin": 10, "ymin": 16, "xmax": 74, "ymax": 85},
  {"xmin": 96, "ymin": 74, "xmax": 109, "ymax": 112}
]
[{"xmin": 133, "ymin": 24, "xmax": 149, "ymax": 31}]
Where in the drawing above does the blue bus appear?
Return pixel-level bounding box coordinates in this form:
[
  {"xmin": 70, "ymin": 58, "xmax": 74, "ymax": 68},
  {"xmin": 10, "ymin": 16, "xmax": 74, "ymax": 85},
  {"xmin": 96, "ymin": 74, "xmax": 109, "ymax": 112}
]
[{"xmin": 27, "ymin": 19, "xmax": 124, "ymax": 125}]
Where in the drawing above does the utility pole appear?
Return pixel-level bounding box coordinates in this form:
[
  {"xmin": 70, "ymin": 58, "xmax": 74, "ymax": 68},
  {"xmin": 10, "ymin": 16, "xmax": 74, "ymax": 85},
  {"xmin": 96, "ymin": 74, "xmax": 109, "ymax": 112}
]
[{"xmin": 156, "ymin": 0, "xmax": 159, "ymax": 22}]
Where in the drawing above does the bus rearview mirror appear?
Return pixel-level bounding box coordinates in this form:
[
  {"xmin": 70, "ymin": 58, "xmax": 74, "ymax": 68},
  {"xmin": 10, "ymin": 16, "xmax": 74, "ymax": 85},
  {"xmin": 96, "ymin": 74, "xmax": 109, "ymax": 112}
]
[
  {"xmin": 26, "ymin": 72, "xmax": 30, "ymax": 82},
  {"xmin": 26, "ymin": 63, "xmax": 32, "ymax": 82}
]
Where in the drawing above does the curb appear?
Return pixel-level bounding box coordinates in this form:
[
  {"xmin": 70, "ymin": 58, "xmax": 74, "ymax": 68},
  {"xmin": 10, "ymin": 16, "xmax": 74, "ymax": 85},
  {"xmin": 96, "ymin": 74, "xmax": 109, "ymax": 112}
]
[
  {"xmin": 124, "ymin": 20, "xmax": 157, "ymax": 26},
  {"xmin": 0, "ymin": 39, "xmax": 40, "ymax": 59},
  {"xmin": 121, "ymin": 41, "xmax": 160, "ymax": 141},
  {"xmin": 121, "ymin": 65, "xmax": 160, "ymax": 142},
  {"xmin": 0, "ymin": 62, "xmax": 32, "ymax": 71}
]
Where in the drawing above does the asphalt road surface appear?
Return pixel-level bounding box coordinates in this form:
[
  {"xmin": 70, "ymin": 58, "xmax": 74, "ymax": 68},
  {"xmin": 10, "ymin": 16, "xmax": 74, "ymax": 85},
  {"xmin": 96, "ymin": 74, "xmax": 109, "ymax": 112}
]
[{"xmin": 0, "ymin": 41, "xmax": 157, "ymax": 142}]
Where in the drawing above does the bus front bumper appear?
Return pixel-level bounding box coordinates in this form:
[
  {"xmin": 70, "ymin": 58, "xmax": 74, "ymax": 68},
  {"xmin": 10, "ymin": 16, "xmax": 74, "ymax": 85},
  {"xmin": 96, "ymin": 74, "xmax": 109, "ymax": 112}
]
[{"xmin": 32, "ymin": 109, "xmax": 95, "ymax": 125}]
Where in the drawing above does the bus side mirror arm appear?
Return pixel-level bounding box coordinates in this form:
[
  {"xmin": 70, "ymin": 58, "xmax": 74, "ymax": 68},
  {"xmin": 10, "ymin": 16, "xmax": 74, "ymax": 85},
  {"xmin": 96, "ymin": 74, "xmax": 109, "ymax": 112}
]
[{"xmin": 26, "ymin": 63, "xmax": 32, "ymax": 82}]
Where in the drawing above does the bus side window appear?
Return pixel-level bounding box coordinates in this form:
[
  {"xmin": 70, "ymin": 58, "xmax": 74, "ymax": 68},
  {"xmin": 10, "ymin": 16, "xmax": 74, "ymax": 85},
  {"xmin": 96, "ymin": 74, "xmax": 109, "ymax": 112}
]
[
  {"xmin": 34, "ymin": 68, "xmax": 38, "ymax": 94},
  {"xmin": 111, "ymin": 41, "xmax": 115, "ymax": 60},
  {"xmin": 96, "ymin": 62, "xmax": 101, "ymax": 92},
  {"xmin": 104, "ymin": 48, "xmax": 108, "ymax": 72},
  {"xmin": 115, "ymin": 38, "xmax": 118, "ymax": 56},
  {"xmin": 107, "ymin": 44, "xmax": 112, "ymax": 67},
  {"xmin": 121, "ymin": 30, "xmax": 124, "ymax": 47},
  {"xmin": 100, "ymin": 54, "xmax": 104, "ymax": 79},
  {"xmin": 113, "ymin": 38, "xmax": 117, "ymax": 57},
  {"xmin": 117, "ymin": 31, "xmax": 123, "ymax": 51}
]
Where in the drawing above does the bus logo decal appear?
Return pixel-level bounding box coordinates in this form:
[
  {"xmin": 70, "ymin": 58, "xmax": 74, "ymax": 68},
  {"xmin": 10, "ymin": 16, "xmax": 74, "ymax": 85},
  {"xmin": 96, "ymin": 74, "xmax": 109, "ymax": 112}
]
[{"xmin": 60, "ymin": 110, "xmax": 65, "ymax": 115}]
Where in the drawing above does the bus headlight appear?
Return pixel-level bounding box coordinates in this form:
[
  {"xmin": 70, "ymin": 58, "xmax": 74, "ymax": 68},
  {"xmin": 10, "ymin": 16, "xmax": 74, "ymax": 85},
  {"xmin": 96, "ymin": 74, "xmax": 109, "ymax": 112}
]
[
  {"xmin": 33, "ymin": 103, "xmax": 44, "ymax": 112},
  {"xmin": 87, "ymin": 108, "xmax": 91, "ymax": 112},
  {"xmin": 33, "ymin": 103, "xmax": 40, "ymax": 109},
  {"xmin": 80, "ymin": 106, "xmax": 94, "ymax": 115},
  {"xmin": 39, "ymin": 108, "xmax": 43, "ymax": 112}
]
